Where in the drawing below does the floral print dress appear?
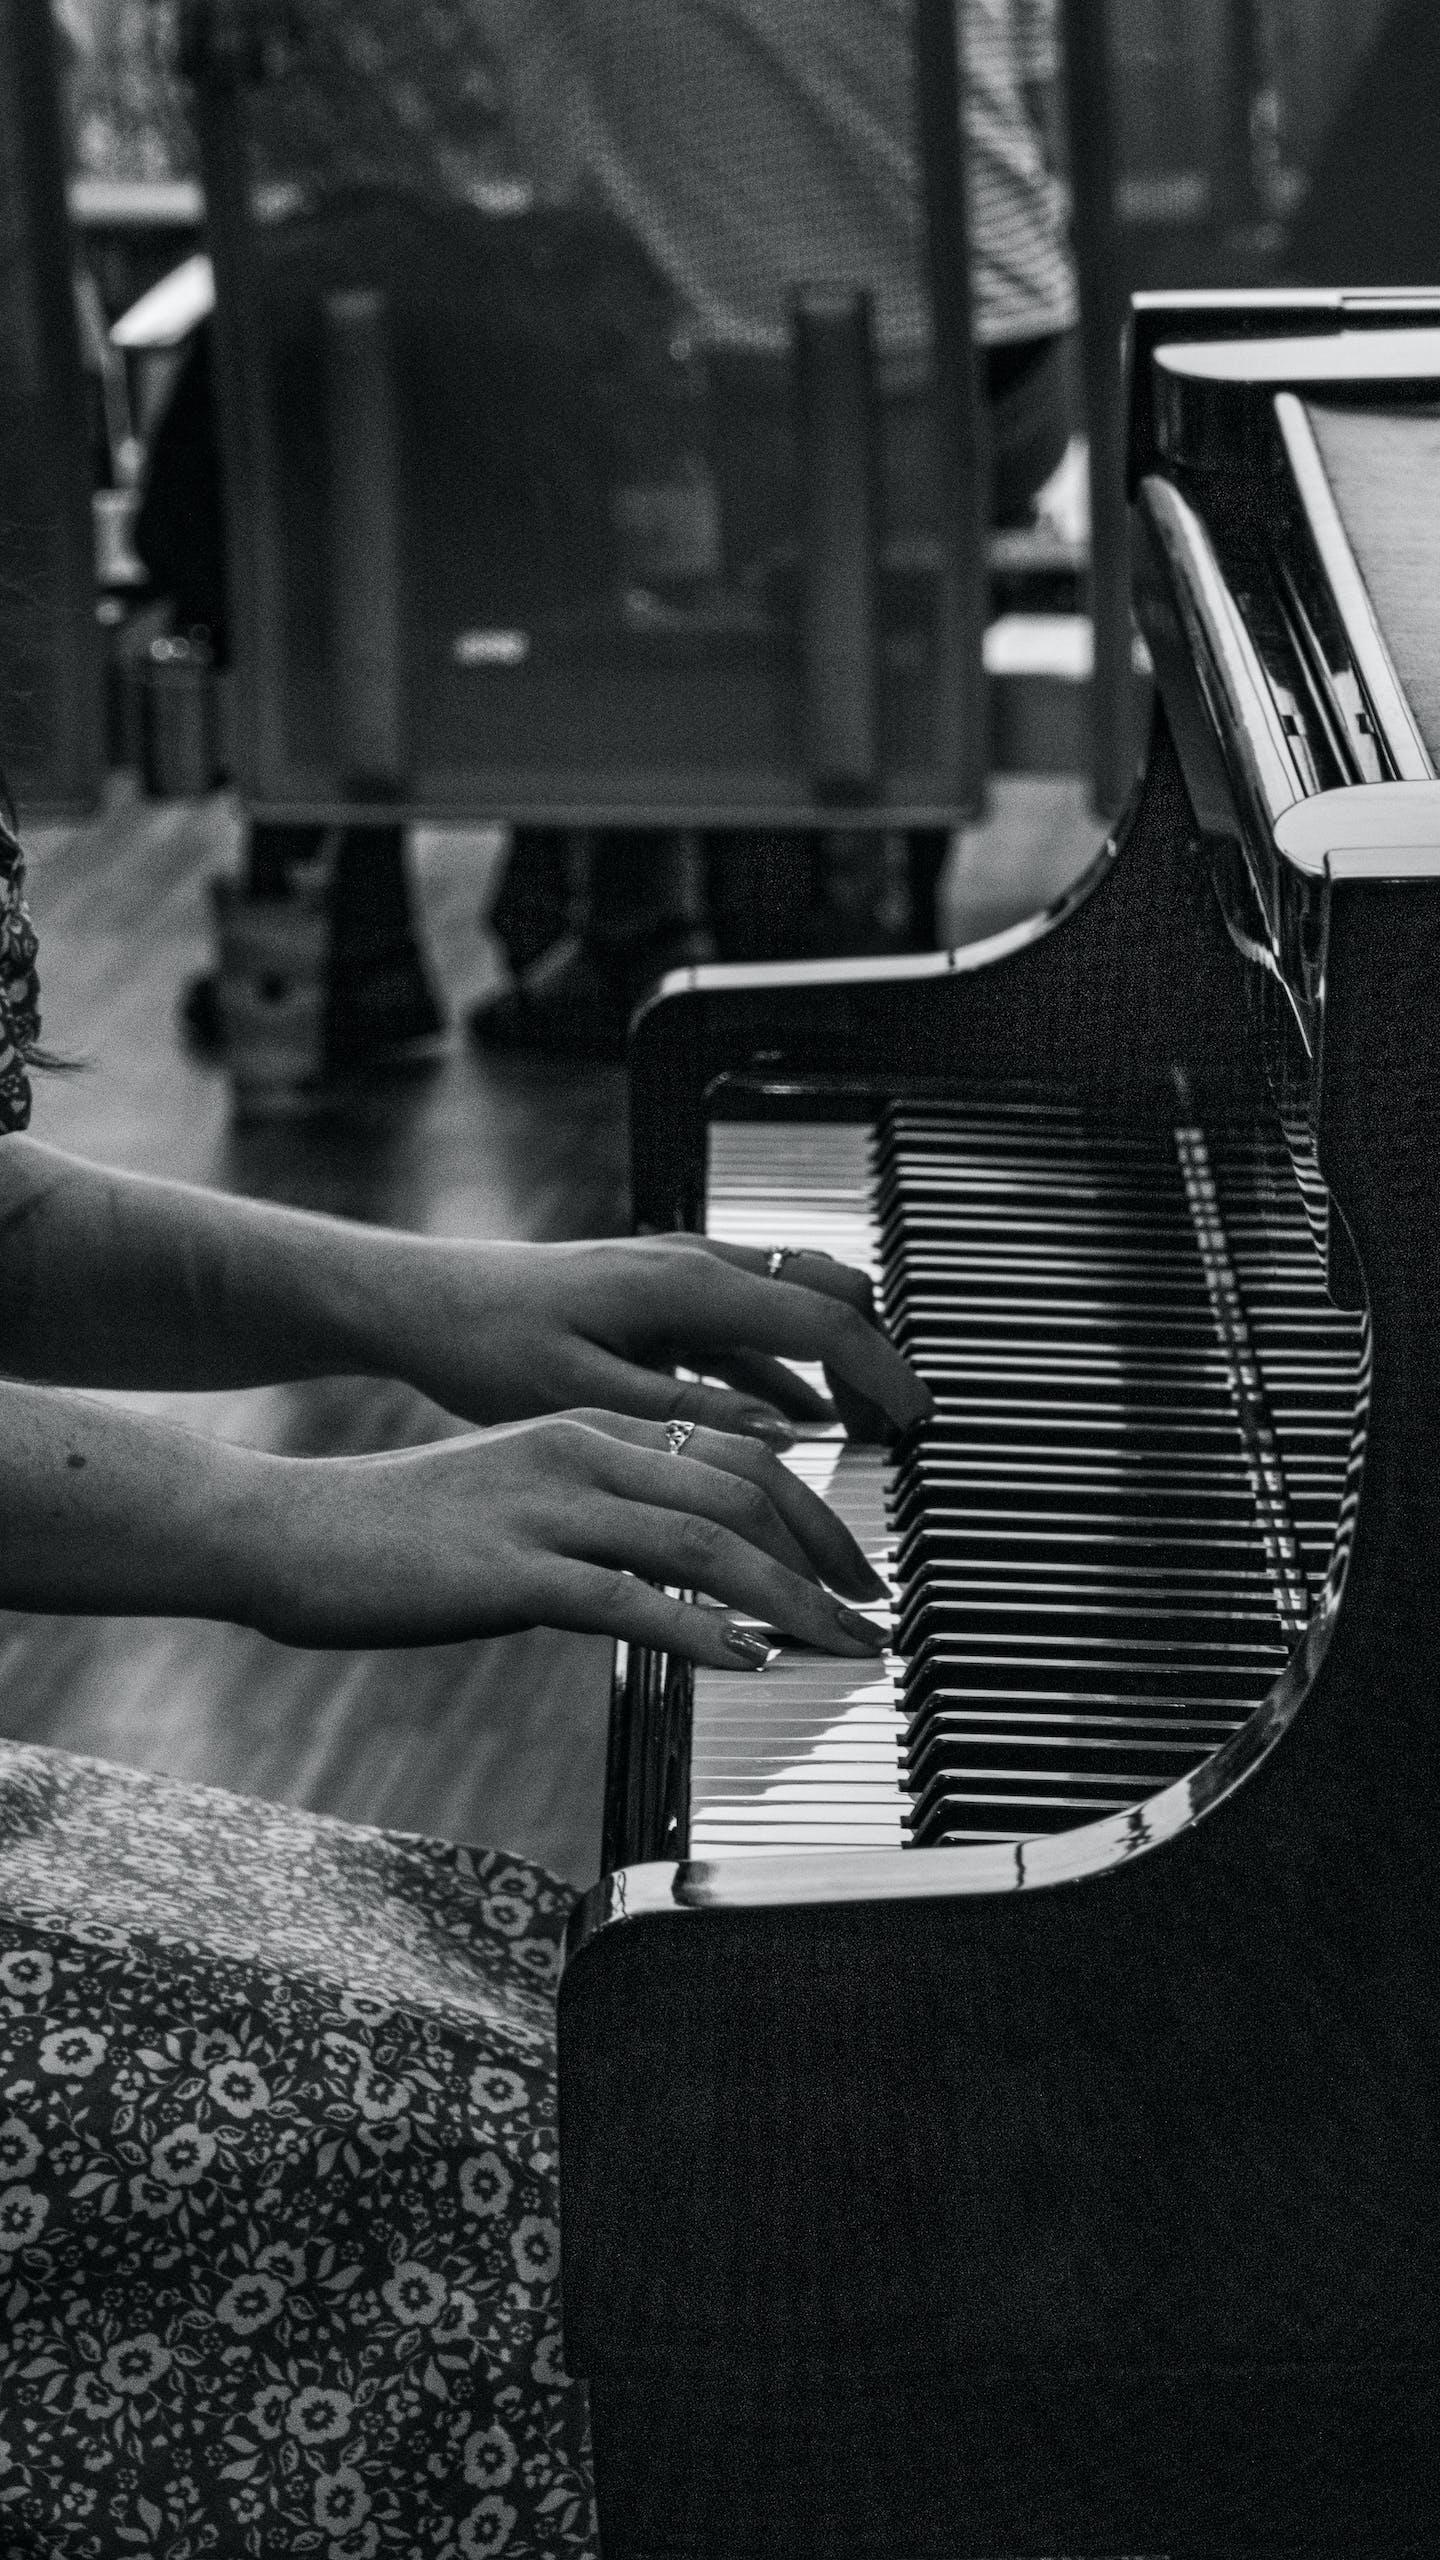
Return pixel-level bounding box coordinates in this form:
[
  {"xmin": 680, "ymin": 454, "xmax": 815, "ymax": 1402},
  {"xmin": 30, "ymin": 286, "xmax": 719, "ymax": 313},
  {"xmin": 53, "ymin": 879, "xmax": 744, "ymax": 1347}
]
[
  {"xmin": 0, "ymin": 803, "xmax": 40, "ymax": 1132},
  {"xmin": 0, "ymin": 821, "xmax": 598, "ymax": 2559}
]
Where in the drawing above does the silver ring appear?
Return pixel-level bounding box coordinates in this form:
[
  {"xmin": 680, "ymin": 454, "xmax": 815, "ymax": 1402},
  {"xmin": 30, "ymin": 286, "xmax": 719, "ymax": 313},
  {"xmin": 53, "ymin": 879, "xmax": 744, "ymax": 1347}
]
[
  {"xmin": 666, "ymin": 1418, "xmax": 698, "ymax": 1456},
  {"xmin": 766, "ymin": 1247, "xmax": 798, "ymax": 1278}
]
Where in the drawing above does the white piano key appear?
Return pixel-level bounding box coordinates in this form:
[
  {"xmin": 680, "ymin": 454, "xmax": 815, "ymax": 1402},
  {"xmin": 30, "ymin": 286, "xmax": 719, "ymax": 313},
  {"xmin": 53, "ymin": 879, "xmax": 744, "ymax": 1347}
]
[{"xmin": 690, "ymin": 1122, "xmax": 903, "ymax": 1853}]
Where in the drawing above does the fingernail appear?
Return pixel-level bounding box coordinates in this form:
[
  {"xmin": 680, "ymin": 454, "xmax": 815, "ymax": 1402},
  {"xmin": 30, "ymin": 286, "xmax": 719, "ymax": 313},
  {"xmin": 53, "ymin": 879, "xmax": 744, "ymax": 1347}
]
[
  {"xmin": 739, "ymin": 1411, "xmax": 797, "ymax": 1451},
  {"xmin": 831, "ymin": 1605, "xmax": 887, "ymax": 1654},
  {"xmin": 723, "ymin": 1624, "xmax": 773, "ymax": 1669}
]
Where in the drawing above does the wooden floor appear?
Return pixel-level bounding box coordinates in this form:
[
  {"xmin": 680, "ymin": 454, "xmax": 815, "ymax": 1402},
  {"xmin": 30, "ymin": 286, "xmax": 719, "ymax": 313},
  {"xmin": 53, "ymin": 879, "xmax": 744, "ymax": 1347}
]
[
  {"xmin": 0, "ymin": 776, "xmax": 1104, "ymax": 1889},
  {"xmin": 0, "ymin": 785, "xmax": 629, "ymax": 1888}
]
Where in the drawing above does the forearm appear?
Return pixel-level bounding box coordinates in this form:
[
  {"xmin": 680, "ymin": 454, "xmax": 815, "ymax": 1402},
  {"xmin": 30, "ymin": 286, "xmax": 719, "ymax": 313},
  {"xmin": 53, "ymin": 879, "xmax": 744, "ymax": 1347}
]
[
  {"xmin": 0, "ymin": 1385, "xmax": 896, "ymax": 1666},
  {"xmin": 0, "ymin": 1378, "xmax": 275, "ymax": 1624},
  {"xmin": 0, "ymin": 1140, "xmax": 933, "ymax": 1444},
  {"xmin": 0, "ymin": 1137, "xmax": 429, "ymax": 1396}
]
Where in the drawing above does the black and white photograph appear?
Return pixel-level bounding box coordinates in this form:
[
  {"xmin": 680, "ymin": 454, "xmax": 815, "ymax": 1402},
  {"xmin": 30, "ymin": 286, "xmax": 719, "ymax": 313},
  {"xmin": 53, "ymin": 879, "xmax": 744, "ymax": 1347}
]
[{"xmin": 0, "ymin": 1, "xmax": 1433, "ymax": 2552}]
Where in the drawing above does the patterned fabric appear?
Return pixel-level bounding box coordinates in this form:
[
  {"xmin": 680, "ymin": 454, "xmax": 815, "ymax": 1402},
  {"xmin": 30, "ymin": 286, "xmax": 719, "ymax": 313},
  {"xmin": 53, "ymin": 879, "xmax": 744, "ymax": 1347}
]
[
  {"xmin": 0, "ymin": 1742, "xmax": 598, "ymax": 2557},
  {"xmin": 0, "ymin": 806, "xmax": 40, "ymax": 1133}
]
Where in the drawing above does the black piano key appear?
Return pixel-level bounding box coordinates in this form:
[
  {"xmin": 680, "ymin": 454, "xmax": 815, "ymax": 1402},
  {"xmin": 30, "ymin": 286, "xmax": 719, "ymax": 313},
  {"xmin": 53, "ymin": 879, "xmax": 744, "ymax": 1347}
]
[
  {"xmin": 896, "ymin": 1580, "xmax": 1296, "ymax": 1634},
  {"xmin": 902, "ymin": 1647, "xmax": 1287, "ymax": 1713},
  {"xmin": 907, "ymin": 1787, "xmax": 1168, "ymax": 1845},
  {"xmin": 895, "ymin": 1543, "xmax": 1293, "ymax": 1593},
  {"xmin": 905, "ymin": 1726, "xmax": 1241, "ymax": 1799},
  {"xmin": 892, "ymin": 1473, "xmax": 1280, "ymax": 1523},
  {"xmin": 896, "ymin": 1561, "xmax": 1299, "ymax": 1611},
  {"xmin": 905, "ymin": 1757, "xmax": 1211, "ymax": 1836}
]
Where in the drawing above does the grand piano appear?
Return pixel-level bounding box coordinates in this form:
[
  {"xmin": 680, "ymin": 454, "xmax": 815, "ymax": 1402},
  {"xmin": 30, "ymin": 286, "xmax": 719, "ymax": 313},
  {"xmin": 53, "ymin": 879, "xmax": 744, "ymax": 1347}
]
[{"xmin": 558, "ymin": 292, "xmax": 1440, "ymax": 2559}]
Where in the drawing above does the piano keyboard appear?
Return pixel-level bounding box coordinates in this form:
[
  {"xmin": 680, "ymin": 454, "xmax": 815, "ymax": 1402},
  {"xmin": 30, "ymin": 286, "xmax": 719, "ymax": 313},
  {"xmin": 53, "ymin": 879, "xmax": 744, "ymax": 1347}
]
[{"xmin": 688, "ymin": 1098, "xmax": 1366, "ymax": 1857}]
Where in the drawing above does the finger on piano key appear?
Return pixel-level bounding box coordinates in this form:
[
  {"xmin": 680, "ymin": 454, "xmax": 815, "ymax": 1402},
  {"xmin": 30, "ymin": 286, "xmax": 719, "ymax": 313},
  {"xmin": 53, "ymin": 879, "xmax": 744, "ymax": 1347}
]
[
  {"xmin": 663, "ymin": 1251, "xmax": 932, "ymax": 1431},
  {"xmin": 693, "ymin": 1236, "xmax": 879, "ymax": 1322},
  {"xmin": 695, "ymin": 1346, "xmax": 837, "ymax": 1426},
  {"xmin": 568, "ymin": 1496, "xmax": 889, "ymax": 1657},
  {"xmin": 575, "ymin": 1410, "xmax": 890, "ymax": 1602}
]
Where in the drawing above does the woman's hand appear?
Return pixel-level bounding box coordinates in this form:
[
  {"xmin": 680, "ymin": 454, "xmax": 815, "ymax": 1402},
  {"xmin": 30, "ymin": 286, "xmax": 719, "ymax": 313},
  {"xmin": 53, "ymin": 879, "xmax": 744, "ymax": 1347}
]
[
  {"xmin": 388, "ymin": 1235, "xmax": 931, "ymax": 1443},
  {"xmin": 260, "ymin": 1409, "xmax": 890, "ymax": 1666},
  {"xmin": 0, "ymin": 1152, "xmax": 922, "ymax": 1454},
  {"xmin": 0, "ymin": 1142, "xmax": 930, "ymax": 1441}
]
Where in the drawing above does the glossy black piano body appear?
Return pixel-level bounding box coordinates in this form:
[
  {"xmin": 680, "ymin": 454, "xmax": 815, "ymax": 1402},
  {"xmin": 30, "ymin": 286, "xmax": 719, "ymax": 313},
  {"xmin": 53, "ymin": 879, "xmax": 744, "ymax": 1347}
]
[{"xmin": 558, "ymin": 292, "xmax": 1440, "ymax": 2558}]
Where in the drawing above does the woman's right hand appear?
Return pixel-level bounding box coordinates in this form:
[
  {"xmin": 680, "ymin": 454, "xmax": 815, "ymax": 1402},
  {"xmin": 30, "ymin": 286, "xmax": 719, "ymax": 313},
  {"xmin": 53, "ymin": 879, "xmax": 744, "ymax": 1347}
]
[{"xmin": 256, "ymin": 1410, "xmax": 889, "ymax": 1670}]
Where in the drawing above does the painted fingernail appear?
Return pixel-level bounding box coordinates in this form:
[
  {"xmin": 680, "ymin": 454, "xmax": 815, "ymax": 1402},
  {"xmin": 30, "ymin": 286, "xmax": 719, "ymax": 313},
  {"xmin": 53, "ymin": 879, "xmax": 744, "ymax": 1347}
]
[
  {"xmin": 723, "ymin": 1624, "xmax": 773, "ymax": 1669},
  {"xmin": 831, "ymin": 1605, "xmax": 887, "ymax": 1653},
  {"xmin": 739, "ymin": 1412, "xmax": 797, "ymax": 1451}
]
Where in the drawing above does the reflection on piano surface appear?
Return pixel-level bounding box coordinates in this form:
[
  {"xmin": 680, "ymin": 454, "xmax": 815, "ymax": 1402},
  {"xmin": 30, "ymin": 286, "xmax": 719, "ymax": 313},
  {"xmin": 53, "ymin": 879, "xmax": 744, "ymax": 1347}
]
[{"xmin": 560, "ymin": 292, "xmax": 1440, "ymax": 2560}]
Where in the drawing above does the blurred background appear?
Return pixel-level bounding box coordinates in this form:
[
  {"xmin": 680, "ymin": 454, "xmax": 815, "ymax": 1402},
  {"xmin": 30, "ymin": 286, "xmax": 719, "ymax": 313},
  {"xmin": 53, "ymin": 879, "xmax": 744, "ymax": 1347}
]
[
  {"xmin": 61, "ymin": 2, "xmax": 1401, "ymax": 281},
  {"xmin": 59, "ymin": 1, "xmax": 1407, "ymax": 295}
]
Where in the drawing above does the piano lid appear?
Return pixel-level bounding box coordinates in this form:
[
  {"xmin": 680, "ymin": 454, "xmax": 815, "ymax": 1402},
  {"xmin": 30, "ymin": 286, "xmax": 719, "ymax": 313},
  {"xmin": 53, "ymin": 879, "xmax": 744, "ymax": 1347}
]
[
  {"xmin": 1128, "ymin": 288, "xmax": 1440, "ymax": 487},
  {"xmin": 1151, "ymin": 327, "xmax": 1440, "ymax": 480},
  {"xmin": 1158, "ymin": 326, "xmax": 1440, "ymax": 386}
]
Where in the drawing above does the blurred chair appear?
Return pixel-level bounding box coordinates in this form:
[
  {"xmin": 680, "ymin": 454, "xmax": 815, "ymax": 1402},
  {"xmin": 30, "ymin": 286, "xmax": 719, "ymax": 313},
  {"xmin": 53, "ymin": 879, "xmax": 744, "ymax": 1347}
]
[
  {"xmin": 181, "ymin": 0, "xmax": 996, "ymax": 858},
  {"xmin": 0, "ymin": 0, "xmax": 103, "ymax": 816}
]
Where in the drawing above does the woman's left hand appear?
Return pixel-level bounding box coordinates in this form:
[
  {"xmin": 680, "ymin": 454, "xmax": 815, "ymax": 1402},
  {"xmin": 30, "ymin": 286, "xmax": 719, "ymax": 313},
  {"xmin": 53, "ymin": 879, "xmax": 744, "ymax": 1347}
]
[{"xmin": 392, "ymin": 1233, "xmax": 931, "ymax": 1443}]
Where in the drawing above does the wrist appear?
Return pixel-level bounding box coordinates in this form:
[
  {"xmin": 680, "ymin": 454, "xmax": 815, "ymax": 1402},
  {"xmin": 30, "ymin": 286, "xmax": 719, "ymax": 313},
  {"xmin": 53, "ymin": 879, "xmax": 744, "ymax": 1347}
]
[
  {"xmin": 323, "ymin": 1226, "xmax": 455, "ymax": 1394},
  {"xmin": 353, "ymin": 1233, "xmax": 511, "ymax": 1420},
  {"xmin": 235, "ymin": 1447, "xmax": 419, "ymax": 1648},
  {"xmin": 0, "ymin": 1388, "xmax": 300, "ymax": 1629},
  {"xmin": 201, "ymin": 1442, "xmax": 302, "ymax": 1637}
]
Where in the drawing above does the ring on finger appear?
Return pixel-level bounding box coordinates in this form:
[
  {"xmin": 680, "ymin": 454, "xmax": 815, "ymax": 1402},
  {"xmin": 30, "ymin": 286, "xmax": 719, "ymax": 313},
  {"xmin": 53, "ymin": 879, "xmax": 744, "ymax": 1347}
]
[
  {"xmin": 666, "ymin": 1417, "xmax": 699, "ymax": 1456},
  {"xmin": 765, "ymin": 1247, "xmax": 799, "ymax": 1278}
]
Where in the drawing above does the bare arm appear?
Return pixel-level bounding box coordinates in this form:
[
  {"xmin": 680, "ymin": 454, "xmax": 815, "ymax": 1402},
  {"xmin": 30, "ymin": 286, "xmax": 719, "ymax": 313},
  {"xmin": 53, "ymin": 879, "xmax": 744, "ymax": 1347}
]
[
  {"xmin": 0, "ymin": 1136, "xmax": 410, "ymax": 1397},
  {"xmin": 0, "ymin": 1136, "xmax": 930, "ymax": 1438},
  {"xmin": 0, "ymin": 1137, "xmax": 923, "ymax": 1660},
  {"xmin": 0, "ymin": 1377, "xmax": 265, "ymax": 1623},
  {"xmin": 0, "ymin": 1383, "xmax": 888, "ymax": 1668}
]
